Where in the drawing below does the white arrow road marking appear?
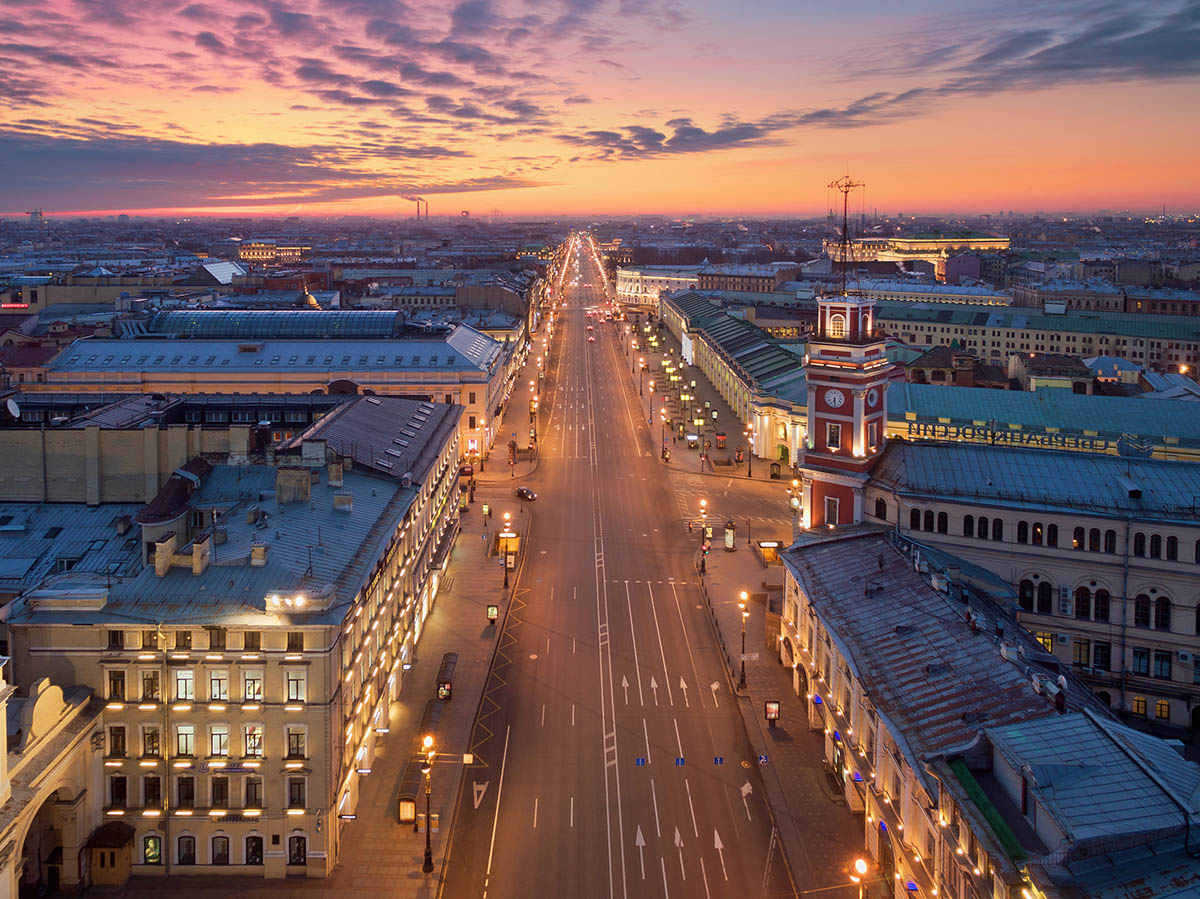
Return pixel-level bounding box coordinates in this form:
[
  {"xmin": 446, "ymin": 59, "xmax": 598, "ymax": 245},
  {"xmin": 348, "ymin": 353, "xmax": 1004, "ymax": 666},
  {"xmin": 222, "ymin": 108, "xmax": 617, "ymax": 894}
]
[
  {"xmin": 714, "ymin": 829, "xmax": 728, "ymax": 881},
  {"xmin": 740, "ymin": 781, "xmax": 753, "ymax": 821},
  {"xmin": 679, "ymin": 676, "xmax": 689, "ymax": 708},
  {"xmin": 635, "ymin": 825, "xmax": 646, "ymax": 880},
  {"xmin": 649, "ymin": 676, "xmax": 659, "ymax": 706},
  {"xmin": 674, "ymin": 826, "xmax": 686, "ymax": 881},
  {"xmin": 621, "ymin": 675, "xmax": 630, "ymax": 705},
  {"xmin": 473, "ymin": 781, "xmax": 489, "ymax": 809},
  {"xmin": 710, "ymin": 681, "xmax": 720, "ymax": 707}
]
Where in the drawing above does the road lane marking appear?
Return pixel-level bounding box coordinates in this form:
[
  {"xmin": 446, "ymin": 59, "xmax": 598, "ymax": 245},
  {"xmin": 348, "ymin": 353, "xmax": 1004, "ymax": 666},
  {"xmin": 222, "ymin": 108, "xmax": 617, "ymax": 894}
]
[
  {"xmin": 572, "ymin": 703, "xmax": 575, "ymax": 727},
  {"xmin": 533, "ymin": 796, "xmax": 538, "ymax": 829},
  {"xmin": 646, "ymin": 583, "xmax": 675, "ymax": 707},
  {"xmin": 570, "ymin": 796, "xmax": 574, "ymax": 828},
  {"xmin": 650, "ymin": 778, "xmax": 661, "ymax": 837},
  {"xmin": 660, "ymin": 858, "xmax": 670, "ymax": 899},
  {"xmin": 699, "ymin": 857, "xmax": 712, "ymax": 898},
  {"xmin": 624, "ymin": 581, "xmax": 645, "ymax": 706},
  {"xmin": 541, "ymin": 704, "xmax": 545, "ymax": 727},
  {"xmin": 643, "ymin": 717, "xmax": 652, "ymax": 765},
  {"xmin": 483, "ymin": 726, "xmax": 511, "ymax": 889},
  {"xmin": 635, "ymin": 825, "xmax": 646, "ymax": 880},
  {"xmin": 673, "ymin": 717, "xmax": 684, "ymax": 760},
  {"xmin": 685, "ymin": 778, "xmax": 699, "ymax": 838},
  {"xmin": 674, "ymin": 827, "xmax": 686, "ymax": 881},
  {"xmin": 671, "ymin": 583, "xmax": 708, "ymax": 709}
]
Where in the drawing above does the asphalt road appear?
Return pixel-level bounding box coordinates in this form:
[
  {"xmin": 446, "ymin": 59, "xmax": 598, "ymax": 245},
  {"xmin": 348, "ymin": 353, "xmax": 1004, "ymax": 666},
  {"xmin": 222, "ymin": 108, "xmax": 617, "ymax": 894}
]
[{"xmin": 440, "ymin": 235, "xmax": 795, "ymax": 899}]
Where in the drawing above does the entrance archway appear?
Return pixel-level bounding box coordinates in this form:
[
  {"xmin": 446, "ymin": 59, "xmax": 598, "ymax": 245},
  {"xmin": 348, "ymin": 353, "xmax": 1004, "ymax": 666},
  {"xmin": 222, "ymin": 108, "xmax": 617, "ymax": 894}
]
[
  {"xmin": 327, "ymin": 379, "xmax": 360, "ymax": 395},
  {"xmin": 19, "ymin": 791, "xmax": 65, "ymax": 895},
  {"xmin": 777, "ymin": 444, "xmax": 789, "ymax": 463},
  {"xmin": 877, "ymin": 823, "xmax": 897, "ymax": 882}
]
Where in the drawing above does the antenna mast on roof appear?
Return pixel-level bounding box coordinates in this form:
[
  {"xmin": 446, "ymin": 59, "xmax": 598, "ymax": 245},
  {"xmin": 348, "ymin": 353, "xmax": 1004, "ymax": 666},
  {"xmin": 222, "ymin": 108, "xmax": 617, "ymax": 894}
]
[{"xmin": 828, "ymin": 175, "xmax": 864, "ymax": 298}]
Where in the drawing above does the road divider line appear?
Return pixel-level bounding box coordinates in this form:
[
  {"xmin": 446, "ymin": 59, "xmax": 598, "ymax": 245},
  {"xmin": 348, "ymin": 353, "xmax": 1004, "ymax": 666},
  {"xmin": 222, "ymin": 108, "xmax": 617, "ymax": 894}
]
[
  {"xmin": 625, "ymin": 581, "xmax": 645, "ymax": 706},
  {"xmin": 685, "ymin": 778, "xmax": 699, "ymax": 838},
  {"xmin": 643, "ymin": 717, "xmax": 652, "ymax": 766},
  {"xmin": 533, "ymin": 796, "xmax": 538, "ymax": 830},
  {"xmin": 650, "ymin": 778, "xmax": 661, "ymax": 838},
  {"xmin": 646, "ymin": 583, "xmax": 675, "ymax": 707},
  {"xmin": 671, "ymin": 582, "xmax": 708, "ymax": 710},
  {"xmin": 483, "ymin": 726, "xmax": 511, "ymax": 885}
]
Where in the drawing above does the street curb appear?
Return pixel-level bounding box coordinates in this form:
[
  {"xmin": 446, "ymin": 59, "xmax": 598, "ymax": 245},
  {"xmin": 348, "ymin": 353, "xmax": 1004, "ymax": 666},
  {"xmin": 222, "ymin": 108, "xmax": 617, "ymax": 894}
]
[{"xmin": 433, "ymin": 508, "xmax": 535, "ymax": 897}]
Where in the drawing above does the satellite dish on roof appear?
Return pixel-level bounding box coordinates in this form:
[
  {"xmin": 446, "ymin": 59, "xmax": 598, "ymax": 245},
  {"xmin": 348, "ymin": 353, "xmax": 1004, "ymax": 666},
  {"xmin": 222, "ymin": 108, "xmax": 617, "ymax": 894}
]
[{"xmin": 4, "ymin": 397, "xmax": 18, "ymax": 419}]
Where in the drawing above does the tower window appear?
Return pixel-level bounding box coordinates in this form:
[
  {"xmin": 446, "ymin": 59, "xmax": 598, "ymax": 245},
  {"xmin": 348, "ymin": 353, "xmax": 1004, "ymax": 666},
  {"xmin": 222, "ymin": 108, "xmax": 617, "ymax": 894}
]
[{"xmin": 828, "ymin": 313, "xmax": 846, "ymax": 339}]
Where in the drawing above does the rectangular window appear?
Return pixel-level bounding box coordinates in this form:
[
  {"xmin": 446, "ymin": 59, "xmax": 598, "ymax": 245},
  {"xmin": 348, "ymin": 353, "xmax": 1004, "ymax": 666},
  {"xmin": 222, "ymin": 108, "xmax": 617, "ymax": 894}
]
[
  {"xmin": 206, "ymin": 627, "xmax": 226, "ymax": 650},
  {"xmin": 287, "ymin": 631, "xmax": 305, "ymax": 652},
  {"xmin": 287, "ymin": 727, "xmax": 306, "ymax": 758},
  {"xmin": 244, "ymin": 725, "xmax": 263, "ymax": 757},
  {"xmin": 1093, "ymin": 642, "xmax": 1111, "ymax": 671},
  {"xmin": 1193, "ymin": 658, "xmax": 1200, "ymax": 685},
  {"xmin": 109, "ymin": 726, "xmax": 127, "ymax": 757},
  {"xmin": 176, "ymin": 725, "xmax": 195, "ymax": 757},
  {"xmin": 177, "ymin": 775, "xmax": 195, "ymax": 808},
  {"xmin": 109, "ymin": 776, "xmax": 127, "ymax": 807},
  {"xmin": 1132, "ymin": 696, "xmax": 1147, "ymax": 716},
  {"xmin": 1072, "ymin": 638, "xmax": 1090, "ymax": 667},
  {"xmin": 243, "ymin": 670, "xmax": 263, "ymax": 701},
  {"xmin": 1156, "ymin": 699, "xmax": 1171, "ymax": 721},
  {"xmin": 142, "ymin": 630, "xmax": 159, "ymax": 650},
  {"xmin": 1132, "ymin": 648, "xmax": 1150, "ymax": 676},
  {"xmin": 141, "ymin": 670, "xmax": 160, "ymax": 701},
  {"xmin": 210, "ymin": 725, "xmax": 229, "ymax": 757},
  {"xmin": 1034, "ymin": 631, "xmax": 1054, "ymax": 653},
  {"xmin": 288, "ymin": 777, "xmax": 306, "ymax": 809},
  {"xmin": 286, "ymin": 670, "xmax": 307, "ymax": 702},
  {"xmin": 824, "ymin": 496, "xmax": 840, "ymax": 526},
  {"xmin": 245, "ymin": 777, "xmax": 263, "ymax": 808},
  {"xmin": 175, "ymin": 630, "xmax": 192, "ymax": 649},
  {"xmin": 209, "ymin": 669, "xmax": 228, "ymax": 701},
  {"xmin": 211, "ymin": 776, "xmax": 229, "ymax": 808},
  {"xmin": 468, "ymin": 415, "xmax": 476, "ymax": 430},
  {"xmin": 243, "ymin": 631, "xmax": 261, "ymax": 652},
  {"xmin": 867, "ymin": 421, "xmax": 878, "ymax": 448},
  {"xmin": 143, "ymin": 727, "xmax": 160, "ymax": 757},
  {"xmin": 826, "ymin": 422, "xmax": 841, "ymax": 450},
  {"xmin": 144, "ymin": 775, "xmax": 162, "ymax": 807},
  {"xmin": 175, "ymin": 669, "xmax": 194, "ymax": 701},
  {"xmin": 108, "ymin": 629, "xmax": 125, "ymax": 649},
  {"xmin": 468, "ymin": 392, "xmax": 476, "ymax": 405},
  {"xmin": 1154, "ymin": 650, "xmax": 1172, "ymax": 680},
  {"xmin": 108, "ymin": 670, "xmax": 126, "ymax": 701}
]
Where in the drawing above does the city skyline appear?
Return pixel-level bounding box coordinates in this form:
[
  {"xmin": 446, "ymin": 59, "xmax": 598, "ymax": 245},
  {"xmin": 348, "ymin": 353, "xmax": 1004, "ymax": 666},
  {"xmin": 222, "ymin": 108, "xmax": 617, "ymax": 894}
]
[{"xmin": 1, "ymin": 0, "xmax": 1198, "ymax": 218}]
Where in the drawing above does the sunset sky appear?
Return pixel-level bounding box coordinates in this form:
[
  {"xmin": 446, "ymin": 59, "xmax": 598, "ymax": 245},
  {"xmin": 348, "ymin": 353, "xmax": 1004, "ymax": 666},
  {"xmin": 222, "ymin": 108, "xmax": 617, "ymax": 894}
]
[{"xmin": 1, "ymin": 0, "xmax": 1198, "ymax": 217}]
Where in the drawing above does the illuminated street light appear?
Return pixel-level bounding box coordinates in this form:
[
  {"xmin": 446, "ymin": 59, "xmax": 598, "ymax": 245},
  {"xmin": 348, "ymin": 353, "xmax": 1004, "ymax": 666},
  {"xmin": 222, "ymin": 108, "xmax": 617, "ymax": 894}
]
[
  {"xmin": 738, "ymin": 591, "xmax": 749, "ymax": 690},
  {"xmin": 421, "ymin": 735, "xmax": 436, "ymax": 872}
]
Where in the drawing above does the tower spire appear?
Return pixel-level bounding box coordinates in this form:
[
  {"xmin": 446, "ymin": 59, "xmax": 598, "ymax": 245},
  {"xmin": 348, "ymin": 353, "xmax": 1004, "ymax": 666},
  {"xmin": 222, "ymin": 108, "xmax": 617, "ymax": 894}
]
[{"xmin": 828, "ymin": 175, "xmax": 864, "ymax": 297}]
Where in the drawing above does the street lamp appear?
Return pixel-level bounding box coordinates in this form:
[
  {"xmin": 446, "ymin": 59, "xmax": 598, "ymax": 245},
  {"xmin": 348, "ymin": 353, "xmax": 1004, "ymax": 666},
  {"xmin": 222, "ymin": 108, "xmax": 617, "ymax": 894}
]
[
  {"xmin": 638, "ymin": 358, "xmax": 645, "ymax": 393},
  {"xmin": 699, "ymin": 499, "xmax": 708, "ymax": 574},
  {"xmin": 502, "ymin": 511, "xmax": 512, "ymax": 589},
  {"xmin": 421, "ymin": 734, "xmax": 436, "ymax": 873},
  {"xmin": 660, "ymin": 406, "xmax": 667, "ymax": 452},
  {"xmin": 738, "ymin": 591, "xmax": 749, "ymax": 690},
  {"xmin": 743, "ymin": 427, "xmax": 753, "ymax": 478},
  {"xmin": 850, "ymin": 857, "xmax": 869, "ymax": 899}
]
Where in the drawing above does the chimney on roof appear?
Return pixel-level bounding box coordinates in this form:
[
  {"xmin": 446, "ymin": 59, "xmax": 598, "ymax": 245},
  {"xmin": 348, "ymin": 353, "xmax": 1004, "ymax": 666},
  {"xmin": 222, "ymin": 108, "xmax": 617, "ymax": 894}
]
[
  {"xmin": 114, "ymin": 515, "xmax": 132, "ymax": 536},
  {"xmin": 327, "ymin": 461, "xmax": 344, "ymax": 487},
  {"xmin": 191, "ymin": 533, "xmax": 211, "ymax": 576},
  {"xmin": 301, "ymin": 439, "xmax": 327, "ymax": 468},
  {"xmin": 333, "ymin": 489, "xmax": 353, "ymax": 513},
  {"xmin": 275, "ymin": 467, "xmax": 311, "ymax": 504},
  {"xmin": 250, "ymin": 541, "xmax": 268, "ymax": 567},
  {"xmin": 154, "ymin": 532, "xmax": 177, "ymax": 577}
]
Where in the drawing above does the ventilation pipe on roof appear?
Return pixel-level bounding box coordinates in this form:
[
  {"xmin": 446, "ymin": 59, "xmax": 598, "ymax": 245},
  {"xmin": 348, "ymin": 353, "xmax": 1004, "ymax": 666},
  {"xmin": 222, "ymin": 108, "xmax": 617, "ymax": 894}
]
[
  {"xmin": 328, "ymin": 461, "xmax": 344, "ymax": 487},
  {"xmin": 333, "ymin": 489, "xmax": 353, "ymax": 513},
  {"xmin": 192, "ymin": 533, "xmax": 211, "ymax": 576},
  {"xmin": 250, "ymin": 541, "xmax": 268, "ymax": 567}
]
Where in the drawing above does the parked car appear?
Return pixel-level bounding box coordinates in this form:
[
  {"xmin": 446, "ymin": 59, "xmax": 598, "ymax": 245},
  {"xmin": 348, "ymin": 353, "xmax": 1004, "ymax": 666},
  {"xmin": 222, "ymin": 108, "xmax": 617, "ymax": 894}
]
[
  {"xmin": 515, "ymin": 486, "xmax": 537, "ymax": 501},
  {"xmin": 459, "ymin": 464, "xmax": 474, "ymax": 477}
]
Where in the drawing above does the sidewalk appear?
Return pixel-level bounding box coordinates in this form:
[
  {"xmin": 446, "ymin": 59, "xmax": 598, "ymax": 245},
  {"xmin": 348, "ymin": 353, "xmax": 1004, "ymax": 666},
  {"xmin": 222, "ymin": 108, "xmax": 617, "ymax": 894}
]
[
  {"xmin": 110, "ymin": 496, "xmax": 529, "ymax": 899},
  {"xmin": 695, "ymin": 538, "xmax": 867, "ymax": 894},
  {"xmin": 622, "ymin": 318, "xmax": 786, "ymax": 484}
]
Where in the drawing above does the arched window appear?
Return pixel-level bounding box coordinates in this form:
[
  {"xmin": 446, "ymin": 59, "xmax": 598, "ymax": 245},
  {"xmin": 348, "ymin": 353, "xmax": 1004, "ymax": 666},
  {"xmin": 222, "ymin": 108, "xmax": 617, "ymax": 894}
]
[
  {"xmin": 1073, "ymin": 527, "xmax": 1085, "ymax": 550},
  {"xmin": 1134, "ymin": 594, "xmax": 1151, "ymax": 628},
  {"xmin": 1150, "ymin": 535, "xmax": 1162, "ymax": 559},
  {"xmin": 1167, "ymin": 536, "xmax": 1178, "ymax": 561},
  {"xmin": 874, "ymin": 498, "xmax": 888, "ymax": 521},
  {"xmin": 923, "ymin": 510, "xmax": 935, "ymax": 532},
  {"xmin": 1036, "ymin": 581, "xmax": 1053, "ymax": 615},
  {"xmin": 1088, "ymin": 528, "xmax": 1101, "ymax": 552},
  {"xmin": 288, "ymin": 835, "xmax": 307, "ymax": 866},
  {"xmin": 977, "ymin": 517, "xmax": 989, "ymax": 540},
  {"xmin": 1047, "ymin": 524, "xmax": 1058, "ymax": 547},
  {"xmin": 1105, "ymin": 530, "xmax": 1117, "ymax": 554},
  {"xmin": 178, "ymin": 835, "xmax": 196, "ymax": 866},
  {"xmin": 963, "ymin": 515, "xmax": 975, "ymax": 538},
  {"xmin": 1017, "ymin": 521, "xmax": 1029, "ymax": 544},
  {"xmin": 212, "ymin": 835, "xmax": 230, "ymax": 865},
  {"xmin": 936, "ymin": 512, "xmax": 948, "ymax": 534},
  {"xmin": 246, "ymin": 836, "xmax": 264, "ymax": 866},
  {"xmin": 1133, "ymin": 532, "xmax": 1146, "ymax": 556},
  {"xmin": 1154, "ymin": 597, "xmax": 1172, "ymax": 631},
  {"xmin": 862, "ymin": 311, "xmax": 872, "ymax": 336},
  {"xmin": 1074, "ymin": 587, "xmax": 1091, "ymax": 620},
  {"xmin": 1032, "ymin": 522, "xmax": 1043, "ymax": 546},
  {"xmin": 828, "ymin": 313, "xmax": 846, "ymax": 339},
  {"xmin": 992, "ymin": 518, "xmax": 1004, "ymax": 541},
  {"xmin": 1018, "ymin": 579, "xmax": 1034, "ymax": 612},
  {"xmin": 910, "ymin": 508, "xmax": 921, "ymax": 530},
  {"xmin": 144, "ymin": 835, "xmax": 162, "ymax": 866},
  {"xmin": 1094, "ymin": 589, "xmax": 1110, "ymax": 623}
]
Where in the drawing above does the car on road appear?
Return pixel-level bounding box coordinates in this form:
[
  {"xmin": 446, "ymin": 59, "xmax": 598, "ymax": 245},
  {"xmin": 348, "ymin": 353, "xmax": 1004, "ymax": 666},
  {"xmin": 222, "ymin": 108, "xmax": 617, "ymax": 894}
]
[
  {"xmin": 588, "ymin": 336, "xmax": 595, "ymax": 342},
  {"xmin": 515, "ymin": 486, "xmax": 537, "ymax": 501},
  {"xmin": 458, "ymin": 464, "xmax": 474, "ymax": 477}
]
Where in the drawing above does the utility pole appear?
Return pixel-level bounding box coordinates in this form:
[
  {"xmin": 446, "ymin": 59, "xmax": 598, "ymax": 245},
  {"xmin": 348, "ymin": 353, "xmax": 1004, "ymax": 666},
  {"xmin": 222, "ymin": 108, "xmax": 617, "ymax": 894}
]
[{"xmin": 828, "ymin": 175, "xmax": 864, "ymax": 298}]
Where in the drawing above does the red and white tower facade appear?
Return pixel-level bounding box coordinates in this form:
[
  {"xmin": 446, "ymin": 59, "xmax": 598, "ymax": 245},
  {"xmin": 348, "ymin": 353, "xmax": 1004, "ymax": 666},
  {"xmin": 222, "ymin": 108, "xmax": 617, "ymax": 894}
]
[{"xmin": 798, "ymin": 292, "xmax": 891, "ymax": 528}]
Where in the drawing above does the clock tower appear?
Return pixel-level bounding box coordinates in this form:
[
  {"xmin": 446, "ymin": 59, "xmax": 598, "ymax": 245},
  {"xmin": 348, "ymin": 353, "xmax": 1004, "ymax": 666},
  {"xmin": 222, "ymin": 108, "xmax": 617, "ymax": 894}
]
[{"xmin": 799, "ymin": 291, "xmax": 891, "ymax": 528}]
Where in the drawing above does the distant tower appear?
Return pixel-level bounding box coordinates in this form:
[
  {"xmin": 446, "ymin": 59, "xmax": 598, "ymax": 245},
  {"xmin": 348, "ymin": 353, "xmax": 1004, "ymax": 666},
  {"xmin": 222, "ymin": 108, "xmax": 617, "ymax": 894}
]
[
  {"xmin": 27, "ymin": 208, "xmax": 44, "ymax": 229},
  {"xmin": 798, "ymin": 177, "xmax": 891, "ymax": 529}
]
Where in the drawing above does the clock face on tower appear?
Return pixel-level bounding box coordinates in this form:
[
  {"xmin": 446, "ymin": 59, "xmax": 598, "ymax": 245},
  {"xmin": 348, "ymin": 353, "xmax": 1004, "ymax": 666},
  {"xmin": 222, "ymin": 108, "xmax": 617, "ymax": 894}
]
[{"xmin": 824, "ymin": 388, "xmax": 845, "ymax": 409}]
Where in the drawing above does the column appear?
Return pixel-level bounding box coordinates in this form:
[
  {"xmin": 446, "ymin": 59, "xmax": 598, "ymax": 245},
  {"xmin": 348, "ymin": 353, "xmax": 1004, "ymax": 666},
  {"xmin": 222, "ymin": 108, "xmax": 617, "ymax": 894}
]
[
  {"xmin": 851, "ymin": 389, "xmax": 866, "ymax": 457},
  {"xmin": 800, "ymin": 476, "xmax": 813, "ymax": 530}
]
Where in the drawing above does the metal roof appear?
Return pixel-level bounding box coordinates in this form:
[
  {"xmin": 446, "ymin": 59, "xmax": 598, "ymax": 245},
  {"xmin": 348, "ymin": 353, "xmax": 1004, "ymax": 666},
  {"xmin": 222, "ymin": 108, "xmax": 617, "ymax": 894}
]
[
  {"xmin": 148, "ymin": 309, "xmax": 405, "ymax": 339},
  {"xmin": 871, "ymin": 440, "xmax": 1200, "ymax": 520},
  {"xmin": 0, "ymin": 502, "xmax": 144, "ymax": 591}
]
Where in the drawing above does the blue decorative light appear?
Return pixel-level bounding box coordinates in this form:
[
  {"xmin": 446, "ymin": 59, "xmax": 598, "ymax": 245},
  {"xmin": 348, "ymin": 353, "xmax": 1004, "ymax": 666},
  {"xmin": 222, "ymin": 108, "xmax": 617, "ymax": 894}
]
[
  {"xmin": 906, "ymin": 881, "xmax": 918, "ymax": 892},
  {"xmin": 833, "ymin": 730, "xmax": 841, "ymax": 742},
  {"xmin": 813, "ymin": 695, "xmax": 823, "ymax": 705},
  {"xmin": 880, "ymin": 821, "xmax": 888, "ymax": 832},
  {"xmin": 853, "ymin": 771, "xmax": 863, "ymax": 782}
]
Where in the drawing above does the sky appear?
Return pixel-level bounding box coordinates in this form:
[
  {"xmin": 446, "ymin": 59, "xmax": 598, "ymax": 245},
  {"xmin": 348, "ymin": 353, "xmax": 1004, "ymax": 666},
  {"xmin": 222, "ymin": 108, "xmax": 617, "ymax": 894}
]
[{"xmin": 0, "ymin": 0, "xmax": 1198, "ymax": 218}]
